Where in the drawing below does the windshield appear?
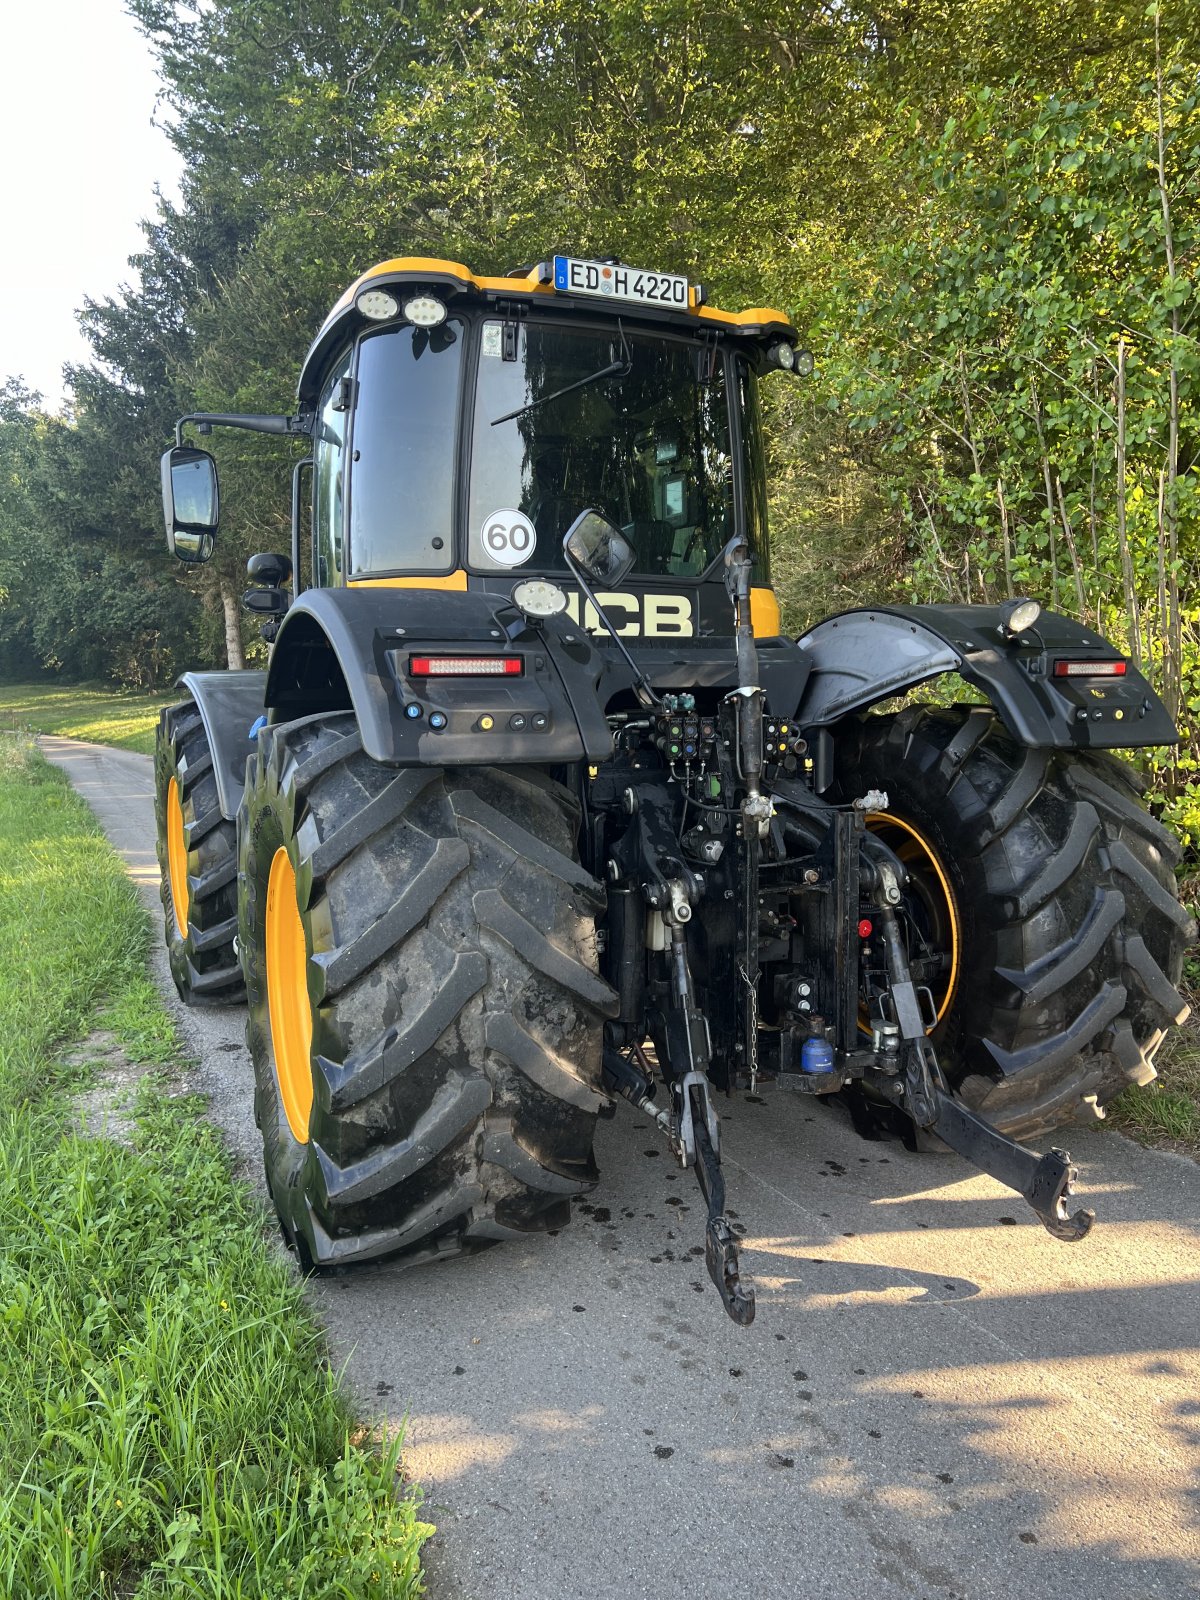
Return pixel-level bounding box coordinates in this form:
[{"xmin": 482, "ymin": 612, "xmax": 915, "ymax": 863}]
[{"xmin": 468, "ymin": 321, "xmax": 739, "ymax": 578}]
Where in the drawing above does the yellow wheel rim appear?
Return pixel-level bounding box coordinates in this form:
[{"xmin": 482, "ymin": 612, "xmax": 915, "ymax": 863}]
[
  {"xmin": 166, "ymin": 777, "xmax": 190, "ymax": 938},
  {"xmin": 266, "ymin": 847, "xmax": 314, "ymax": 1143},
  {"xmin": 865, "ymin": 812, "xmax": 961, "ymax": 1028}
]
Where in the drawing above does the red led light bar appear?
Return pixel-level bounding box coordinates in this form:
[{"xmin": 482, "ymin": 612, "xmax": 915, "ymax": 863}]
[
  {"xmin": 409, "ymin": 655, "xmax": 523, "ymax": 677},
  {"xmin": 1052, "ymin": 659, "xmax": 1127, "ymax": 678}
]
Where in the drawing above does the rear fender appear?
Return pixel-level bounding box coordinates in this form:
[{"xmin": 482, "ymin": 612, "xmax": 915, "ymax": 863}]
[
  {"xmin": 178, "ymin": 669, "xmax": 268, "ymax": 821},
  {"xmin": 796, "ymin": 604, "xmax": 1178, "ymax": 750},
  {"xmin": 264, "ymin": 586, "xmax": 612, "ymax": 766}
]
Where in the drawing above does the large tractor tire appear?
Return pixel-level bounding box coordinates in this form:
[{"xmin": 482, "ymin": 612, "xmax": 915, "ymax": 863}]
[
  {"xmin": 154, "ymin": 700, "xmax": 244, "ymax": 1005},
  {"xmin": 238, "ymin": 712, "xmax": 616, "ymax": 1270},
  {"xmin": 838, "ymin": 705, "xmax": 1194, "ymax": 1141}
]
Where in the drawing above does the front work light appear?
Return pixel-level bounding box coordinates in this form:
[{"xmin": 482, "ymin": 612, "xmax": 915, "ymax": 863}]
[
  {"xmin": 404, "ymin": 295, "xmax": 447, "ymax": 328},
  {"xmin": 511, "ymin": 579, "xmax": 568, "ymax": 620},
  {"xmin": 357, "ymin": 288, "xmax": 400, "ymax": 320}
]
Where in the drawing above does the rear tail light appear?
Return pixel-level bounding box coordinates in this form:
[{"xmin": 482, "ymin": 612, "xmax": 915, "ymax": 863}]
[
  {"xmin": 1052, "ymin": 659, "xmax": 1127, "ymax": 678},
  {"xmin": 409, "ymin": 655, "xmax": 524, "ymax": 677}
]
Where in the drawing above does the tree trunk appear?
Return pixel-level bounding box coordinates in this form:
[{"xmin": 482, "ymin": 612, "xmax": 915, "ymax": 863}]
[
  {"xmin": 1114, "ymin": 339, "xmax": 1143, "ymax": 670},
  {"xmin": 221, "ymin": 579, "xmax": 245, "ymax": 670},
  {"xmin": 1154, "ymin": 9, "xmax": 1182, "ymax": 731}
]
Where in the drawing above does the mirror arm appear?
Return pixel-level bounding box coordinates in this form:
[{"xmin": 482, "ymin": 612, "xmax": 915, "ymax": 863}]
[
  {"xmin": 174, "ymin": 412, "xmax": 313, "ymax": 447},
  {"xmin": 562, "ymin": 548, "xmax": 661, "ymax": 710}
]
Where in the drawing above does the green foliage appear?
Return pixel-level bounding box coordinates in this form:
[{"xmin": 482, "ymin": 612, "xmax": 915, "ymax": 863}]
[
  {"xmin": 3, "ymin": 0, "xmax": 1198, "ymax": 839},
  {"xmin": 822, "ymin": 75, "xmax": 1198, "ymax": 645},
  {"xmin": 0, "ymin": 384, "xmax": 212, "ymax": 688},
  {"xmin": 0, "ymin": 742, "xmax": 432, "ymax": 1597}
]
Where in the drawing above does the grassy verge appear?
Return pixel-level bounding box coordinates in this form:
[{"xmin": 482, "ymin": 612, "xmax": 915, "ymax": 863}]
[
  {"xmin": 0, "ymin": 681, "xmax": 177, "ymax": 756},
  {"xmin": 0, "ymin": 739, "xmax": 430, "ymax": 1598},
  {"xmin": 1108, "ymin": 995, "xmax": 1200, "ymax": 1159}
]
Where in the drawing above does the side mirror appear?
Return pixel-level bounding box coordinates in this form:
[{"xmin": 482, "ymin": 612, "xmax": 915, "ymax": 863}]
[
  {"xmin": 563, "ymin": 509, "xmax": 636, "ymax": 588},
  {"xmin": 161, "ymin": 445, "xmax": 219, "ymax": 563}
]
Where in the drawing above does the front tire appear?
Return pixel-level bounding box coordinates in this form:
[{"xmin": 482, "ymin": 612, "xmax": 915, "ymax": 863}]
[
  {"xmin": 839, "ymin": 706, "xmax": 1194, "ymax": 1140},
  {"xmin": 238, "ymin": 713, "xmax": 617, "ymax": 1269},
  {"xmin": 154, "ymin": 701, "xmax": 244, "ymax": 1005}
]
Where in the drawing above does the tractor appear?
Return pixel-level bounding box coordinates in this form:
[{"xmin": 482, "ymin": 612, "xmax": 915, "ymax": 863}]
[{"xmin": 155, "ymin": 254, "xmax": 1193, "ymax": 1324}]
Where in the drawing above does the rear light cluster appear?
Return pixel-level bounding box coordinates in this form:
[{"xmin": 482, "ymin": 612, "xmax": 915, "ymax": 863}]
[
  {"xmin": 409, "ymin": 656, "xmax": 523, "ymax": 677},
  {"xmin": 1052, "ymin": 660, "xmax": 1127, "ymax": 678}
]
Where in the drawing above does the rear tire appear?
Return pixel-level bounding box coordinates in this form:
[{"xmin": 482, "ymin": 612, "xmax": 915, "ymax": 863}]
[
  {"xmin": 838, "ymin": 706, "xmax": 1195, "ymax": 1140},
  {"xmin": 154, "ymin": 701, "xmax": 244, "ymax": 1005},
  {"xmin": 238, "ymin": 713, "xmax": 616, "ymax": 1268}
]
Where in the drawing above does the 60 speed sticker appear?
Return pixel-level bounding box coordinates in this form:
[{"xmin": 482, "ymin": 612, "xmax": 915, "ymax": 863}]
[{"xmin": 480, "ymin": 509, "xmax": 537, "ymax": 567}]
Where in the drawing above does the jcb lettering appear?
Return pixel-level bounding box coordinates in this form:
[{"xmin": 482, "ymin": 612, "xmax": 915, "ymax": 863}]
[
  {"xmin": 643, "ymin": 594, "xmax": 692, "ymax": 636},
  {"xmin": 563, "ymin": 591, "xmax": 695, "ymax": 638}
]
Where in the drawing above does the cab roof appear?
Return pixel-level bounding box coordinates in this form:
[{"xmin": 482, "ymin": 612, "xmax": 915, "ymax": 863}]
[{"xmin": 297, "ymin": 256, "xmax": 796, "ymax": 405}]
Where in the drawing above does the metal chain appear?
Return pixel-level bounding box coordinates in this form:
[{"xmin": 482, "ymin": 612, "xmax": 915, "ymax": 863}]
[{"xmin": 738, "ymin": 961, "xmax": 760, "ymax": 1093}]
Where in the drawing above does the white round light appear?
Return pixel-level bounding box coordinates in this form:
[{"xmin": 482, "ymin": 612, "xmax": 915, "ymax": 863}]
[
  {"xmin": 511, "ymin": 579, "xmax": 568, "ymax": 619},
  {"xmin": 1002, "ymin": 597, "xmax": 1042, "ymax": 636},
  {"xmin": 356, "ymin": 288, "xmax": 400, "ymax": 320},
  {"xmin": 772, "ymin": 341, "xmax": 796, "ymax": 371},
  {"xmin": 404, "ymin": 295, "xmax": 447, "ymax": 328}
]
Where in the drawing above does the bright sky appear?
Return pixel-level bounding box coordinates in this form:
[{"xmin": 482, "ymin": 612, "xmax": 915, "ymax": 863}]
[{"xmin": 0, "ymin": 0, "xmax": 182, "ymax": 410}]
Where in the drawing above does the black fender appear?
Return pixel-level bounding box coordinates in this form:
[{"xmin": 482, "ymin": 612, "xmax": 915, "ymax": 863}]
[
  {"xmin": 178, "ymin": 669, "xmax": 268, "ymax": 821},
  {"xmin": 264, "ymin": 586, "xmax": 614, "ymax": 765},
  {"xmin": 796, "ymin": 604, "xmax": 1178, "ymax": 750}
]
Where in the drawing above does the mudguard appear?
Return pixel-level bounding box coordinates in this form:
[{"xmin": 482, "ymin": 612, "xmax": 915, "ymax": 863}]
[
  {"xmin": 796, "ymin": 604, "xmax": 1178, "ymax": 750},
  {"xmin": 265, "ymin": 586, "xmax": 614, "ymax": 766},
  {"xmin": 177, "ymin": 669, "xmax": 268, "ymax": 821}
]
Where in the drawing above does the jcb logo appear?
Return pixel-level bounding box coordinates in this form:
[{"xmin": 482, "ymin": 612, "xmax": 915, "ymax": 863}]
[{"xmin": 563, "ymin": 591, "xmax": 694, "ymax": 637}]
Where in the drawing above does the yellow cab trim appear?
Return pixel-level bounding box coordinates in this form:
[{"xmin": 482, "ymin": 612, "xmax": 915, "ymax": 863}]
[
  {"xmin": 324, "ymin": 256, "xmax": 791, "ymax": 337},
  {"xmin": 749, "ymin": 587, "xmax": 782, "ymax": 638},
  {"xmin": 348, "ymin": 572, "xmax": 469, "ymax": 591}
]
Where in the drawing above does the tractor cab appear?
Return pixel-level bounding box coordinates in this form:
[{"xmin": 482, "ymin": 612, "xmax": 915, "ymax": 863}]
[
  {"xmin": 161, "ymin": 253, "xmax": 803, "ymax": 637},
  {"xmin": 296, "ymin": 255, "xmax": 800, "ymax": 638}
]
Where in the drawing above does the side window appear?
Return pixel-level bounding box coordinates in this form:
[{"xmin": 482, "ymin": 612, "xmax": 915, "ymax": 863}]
[{"xmin": 313, "ymin": 352, "xmax": 351, "ymax": 587}]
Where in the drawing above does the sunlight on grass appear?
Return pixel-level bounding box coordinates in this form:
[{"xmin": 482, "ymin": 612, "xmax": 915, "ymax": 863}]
[
  {"xmin": 1109, "ymin": 1026, "xmax": 1200, "ymax": 1158},
  {"xmin": 0, "ymin": 682, "xmax": 176, "ymax": 755}
]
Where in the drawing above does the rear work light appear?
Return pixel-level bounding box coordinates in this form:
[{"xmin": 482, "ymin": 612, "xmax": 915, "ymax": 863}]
[
  {"xmin": 409, "ymin": 655, "xmax": 524, "ymax": 677},
  {"xmin": 1053, "ymin": 660, "xmax": 1127, "ymax": 678}
]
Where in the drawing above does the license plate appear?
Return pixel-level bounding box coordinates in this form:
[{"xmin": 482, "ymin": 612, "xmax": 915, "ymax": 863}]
[{"xmin": 552, "ymin": 255, "xmax": 690, "ymax": 310}]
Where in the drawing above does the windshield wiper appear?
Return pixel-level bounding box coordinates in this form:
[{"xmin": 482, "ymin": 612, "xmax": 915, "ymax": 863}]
[{"xmin": 490, "ymin": 323, "xmax": 632, "ymax": 427}]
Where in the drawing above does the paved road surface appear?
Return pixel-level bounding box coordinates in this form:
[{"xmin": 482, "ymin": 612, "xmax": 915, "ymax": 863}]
[{"xmin": 43, "ymin": 734, "xmax": 1200, "ymax": 1600}]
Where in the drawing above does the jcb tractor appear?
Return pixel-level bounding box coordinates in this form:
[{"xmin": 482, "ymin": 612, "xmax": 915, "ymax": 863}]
[{"xmin": 156, "ymin": 254, "xmax": 1192, "ymax": 1324}]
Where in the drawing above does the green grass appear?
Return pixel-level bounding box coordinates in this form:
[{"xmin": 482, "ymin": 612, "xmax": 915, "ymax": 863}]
[
  {"xmin": 0, "ymin": 681, "xmax": 178, "ymax": 756},
  {"xmin": 0, "ymin": 739, "xmax": 431, "ymax": 1598},
  {"xmin": 1109, "ymin": 1020, "xmax": 1200, "ymax": 1157}
]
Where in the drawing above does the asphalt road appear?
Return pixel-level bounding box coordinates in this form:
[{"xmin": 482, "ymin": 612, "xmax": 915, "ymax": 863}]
[{"xmin": 44, "ymin": 734, "xmax": 1200, "ymax": 1600}]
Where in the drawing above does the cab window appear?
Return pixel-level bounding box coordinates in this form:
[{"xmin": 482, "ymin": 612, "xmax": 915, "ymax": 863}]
[
  {"xmin": 468, "ymin": 320, "xmax": 739, "ymax": 578},
  {"xmin": 313, "ymin": 351, "xmax": 350, "ymax": 587},
  {"xmin": 347, "ymin": 321, "xmax": 462, "ymax": 575}
]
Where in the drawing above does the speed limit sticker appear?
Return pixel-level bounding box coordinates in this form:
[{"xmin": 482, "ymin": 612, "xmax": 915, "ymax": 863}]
[{"xmin": 480, "ymin": 509, "xmax": 537, "ymax": 567}]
